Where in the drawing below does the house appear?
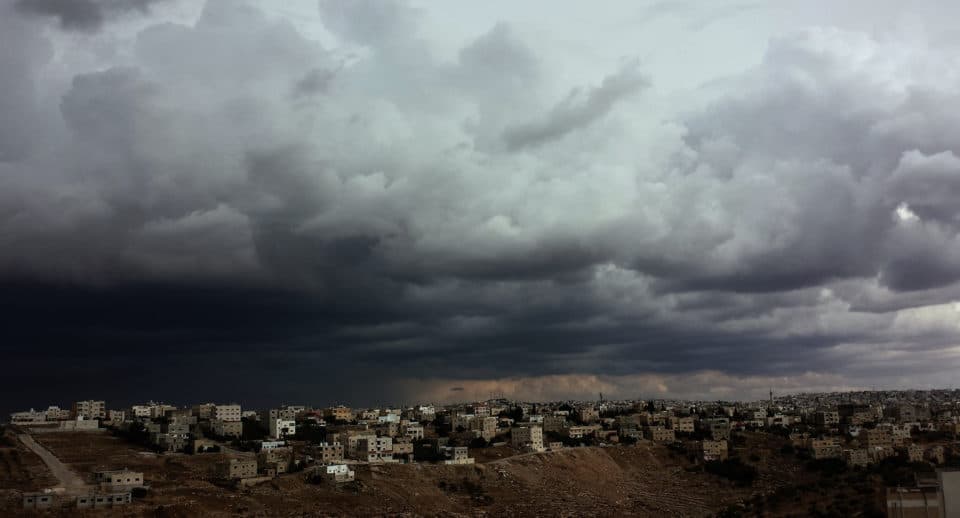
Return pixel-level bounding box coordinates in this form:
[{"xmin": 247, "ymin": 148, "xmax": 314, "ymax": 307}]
[
  {"xmin": 322, "ymin": 464, "xmax": 355, "ymax": 483},
  {"xmin": 701, "ymin": 440, "xmax": 728, "ymax": 461},
  {"xmin": 312, "ymin": 442, "xmax": 344, "ymax": 464},
  {"xmin": 95, "ymin": 469, "xmax": 144, "ymax": 490},
  {"xmin": 22, "ymin": 492, "xmax": 55, "ymax": 510},
  {"xmin": 814, "ymin": 410, "xmax": 840, "ymax": 428},
  {"xmin": 325, "ymin": 406, "xmax": 353, "ymax": 422},
  {"xmin": 907, "ymin": 444, "xmax": 924, "ymax": 463},
  {"xmin": 269, "ymin": 418, "xmax": 295, "ymax": 440},
  {"xmin": 843, "ymin": 448, "xmax": 870, "ymax": 467},
  {"xmin": 809, "ymin": 438, "xmax": 841, "ymax": 460},
  {"xmin": 578, "ymin": 408, "xmax": 600, "ymax": 424},
  {"xmin": 644, "ymin": 426, "xmax": 675, "ymax": 443},
  {"xmin": 218, "ymin": 459, "xmax": 258, "ymax": 480},
  {"xmin": 668, "ymin": 416, "xmax": 695, "ymax": 433},
  {"xmin": 512, "ymin": 425, "xmax": 544, "ymax": 452},
  {"xmin": 75, "ymin": 491, "xmax": 131, "ymax": 509},
  {"xmin": 543, "ymin": 415, "xmax": 567, "ymax": 433},
  {"xmin": 356, "ymin": 436, "xmax": 395, "ymax": 463},
  {"xmin": 401, "ymin": 422, "xmax": 424, "ymax": 441},
  {"xmin": 257, "ymin": 447, "xmax": 292, "ymax": 475},
  {"xmin": 442, "ymin": 446, "xmax": 475, "ymax": 465},
  {"xmin": 862, "ymin": 429, "xmax": 893, "ymax": 449}
]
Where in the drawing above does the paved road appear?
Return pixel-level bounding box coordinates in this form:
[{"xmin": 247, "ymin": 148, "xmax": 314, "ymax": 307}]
[{"xmin": 18, "ymin": 434, "xmax": 89, "ymax": 494}]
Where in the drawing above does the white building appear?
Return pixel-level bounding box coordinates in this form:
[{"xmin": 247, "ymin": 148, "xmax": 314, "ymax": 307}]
[{"xmin": 269, "ymin": 418, "xmax": 296, "ymax": 440}]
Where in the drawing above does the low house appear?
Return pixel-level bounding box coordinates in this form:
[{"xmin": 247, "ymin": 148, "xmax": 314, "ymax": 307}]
[
  {"xmin": 22, "ymin": 492, "xmax": 55, "ymax": 510},
  {"xmin": 218, "ymin": 459, "xmax": 258, "ymax": 480},
  {"xmin": 95, "ymin": 469, "xmax": 144, "ymax": 490},
  {"xmin": 442, "ymin": 446, "xmax": 475, "ymax": 465},
  {"xmin": 75, "ymin": 491, "xmax": 131, "ymax": 510}
]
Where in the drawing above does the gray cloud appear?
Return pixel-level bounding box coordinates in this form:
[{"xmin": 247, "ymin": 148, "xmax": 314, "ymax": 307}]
[
  {"xmin": 14, "ymin": 0, "xmax": 166, "ymax": 32},
  {"xmin": 1, "ymin": 0, "xmax": 960, "ymax": 410},
  {"xmin": 502, "ymin": 62, "xmax": 649, "ymax": 150}
]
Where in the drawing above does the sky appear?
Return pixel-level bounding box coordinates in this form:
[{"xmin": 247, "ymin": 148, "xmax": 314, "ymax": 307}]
[{"xmin": 2, "ymin": 0, "xmax": 960, "ymax": 415}]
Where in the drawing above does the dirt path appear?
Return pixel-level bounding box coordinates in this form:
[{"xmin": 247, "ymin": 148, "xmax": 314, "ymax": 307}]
[{"xmin": 18, "ymin": 434, "xmax": 89, "ymax": 494}]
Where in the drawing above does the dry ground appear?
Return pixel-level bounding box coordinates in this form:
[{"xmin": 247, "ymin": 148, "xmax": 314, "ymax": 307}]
[{"xmin": 1, "ymin": 430, "xmax": 812, "ymax": 517}]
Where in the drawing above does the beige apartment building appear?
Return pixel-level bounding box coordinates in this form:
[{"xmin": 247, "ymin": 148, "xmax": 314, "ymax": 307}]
[
  {"xmin": 863, "ymin": 429, "xmax": 894, "ymax": 449},
  {"xmin": 843, "ymin": 448, "xmax": 870, "ymax": 467},
  {"xmin": 213, "ymin": 404, "xmax": 242, "ymax": 422},
  {"xmin": 219, "ymin": 459, "xmax": 258, "ymax": 480},
  {"xmin": 72, "ymin": 400, "xmax": 106, "ymax": 420},
  {"xmin": 512, "ymin": 425, "xmax": 544, "ymax": 452},
  {"xmin": 212, "ymin": 419, "xmax": 242, "ymax": 438},
  {"xmin": 645, "ymin": 426, "xmax": 676, "ymax": 443},
  {"xmin": 701, "ymin": 440, "xmax": 728, "ymax": 461}
]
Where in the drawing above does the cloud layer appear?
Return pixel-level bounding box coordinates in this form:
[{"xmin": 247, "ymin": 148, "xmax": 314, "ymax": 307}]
[{"xmin": 2, "ymin": 0, "xmax": 960, "ymax": 411}]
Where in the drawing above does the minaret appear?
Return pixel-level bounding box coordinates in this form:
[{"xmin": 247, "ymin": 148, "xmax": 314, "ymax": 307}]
[{"xmin": 769, "ymin": 388, "xmax": 773, "ymax": 407}]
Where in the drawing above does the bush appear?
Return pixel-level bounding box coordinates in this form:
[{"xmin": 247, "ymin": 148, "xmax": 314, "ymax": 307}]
[{"xmin": 705, "ymin": 458, "xmax": 758, "ymax": 486}]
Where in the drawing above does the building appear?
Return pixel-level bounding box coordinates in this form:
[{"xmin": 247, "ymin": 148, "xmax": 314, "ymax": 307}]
[
  {"xmin": 886, "ymin": 487, "xmax": 942, "ymax": 518},
  {"xmin": 356, "ymin": 436, "xmax": 394, "ymax": 463},
  {"xmin": 269, "ymin": 418, "xmax": 296, "ymax": 440},
  {"xmin": 578, "ymin": 408, "xmax": 600, "ymax": 424},
  {"xmin": 321, "ymin": 464, "xmax": 355, "ymax": 483},
  {"xmin": 939, "ymin": 469, "xmax": 960, "ymax": 518},
  {"xmin": 512, "ymin": 425, "xmax": 544, "ymax": 452},
  {"xmin": 701, "ymin": 440, "xmax": 728, "ymax": 461},
  {"xmin": 668, "ymin": 416, "xmax": 696, "ymax": 433},
  {"xmin": 213, "ymin": 404, "xmax": 242, "ymax": 422},
  {"xmin": 907, "ymin": 444, "xmax": 925, "ymax": 463},
  {"xmin": 442, "ymin": 446, "xmax": 475, "ymax": 465},
  {"xmin": 219, "ymin": 459, "xmax": 258, "ymax": 480},
  {"xmin": 325, "ymin": 406, "xmax": 353, "ymax": 422},
  {"xmin": 212, "ymin": 419, "xmax": 243, "ymax": 438},
  {"xmin": 95, "ymin": 469, "xmax": 144, "ymax": 490},
  {"xmin": 72, "ymin": 400, "xmax": 106, "ymax": 420},
  {"xmin": 814, "ymin": 411, "xmax": 840, "ymax": 428},
  {"xmin": 843, "ymin": 448, "xmax": 870, "ymax": 467},
  {"xmin": 192, "ymin": 403, "xmax": 216, "ymax": 419},
  {"xmin": 401, "ymin": 422, "xmax": 424, "ymax": 441},
  {"xmin": 471, "ymin": 416, "xmax": 498, "ymax": 441},
  {"xmin": 543, "ymin": 415, "xmax": 567, "ymax": 433},
  {"xmin": 566, "ymin": 425, "xmax": 601, "ymax": 440},
  {"xmin": 644, "ymin": 426, "xmax": 676, "ymax": 443},
  {"xmin": 930, "ymin": 446, "xmax": 947, "ymax": 465},
  {"xmin": 45, "ymin": 406, "xmax": 71, "ymax": 421},
  {"xmin": 258, "ymin": 447, "xmax": 292, "ymax": 475},
  {"xmin": 810, "ymin": 438, "xmax": 842, "ymax": 460},
  {"xmin": 107, "ymin": 410, "xmax": 126, "ymax": 424},
  {"xmin": 863, "ymin": 428, "xmax": 894, "ymax": 449},
  {"xmin": 75, "ymin": 492, "xmax": 131, "ymax": 510},
  {"xmin": 22, "ymin": 492, "xmax": 55, "ymax": 510},
  {"xmin": 10, "ymin": 409, "xmax": 46, "ymax": 424},
  {"xmin": 313, "ymin": 442, "xmax": 344, "ymax": 464}
]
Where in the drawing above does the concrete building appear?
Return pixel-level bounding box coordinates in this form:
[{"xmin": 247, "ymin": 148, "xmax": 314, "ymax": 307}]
[
  {"xmin": 644, "ymin": 426, "xmax": 676, "ymax": 443},
  {"xmin": 257, "ymin": 447, "xmax": 292, "ymax": 475},
  {"xmin": 668, "ymin": 416, "xmax": 695, "ymax": 433},
  {"xmin": 321, "ymin": 464, "xmax": 355, "ymax": 483},
  {"xmin": 72, "ymin": 400, "xmax": 106, "ymax": 420},
  {"xmin": 578, "ymin": 408, "xmax": 600, "ymax": 424},
  {"xmin": 325, "ymin": 406, "xmax": 353, "ymax": 422},
  {"xmin": 211, "ymin": 418, "xmax": 243, "ymax": 438},
  {"xmin": 512, "ymin": 425, "xmax": 544, "ymax": 452},
  {"xmin": 95, "ymin": 469, "xmax": 144, "ymax": 490},
  {"xmin": 219, "ymin": 459, "xmax": 258, "ymax": 480},
  {"xmin": 356, "ymin": 436, "xmax": 394, "ymax": 463},
  {"xmin": 10, "ymin": 409, "xmax": 46, "ymax": 424},
  {"xmin": 907, "ymin": 444, "xmax": 925, "ymax": 463},
  {"xmin": 75, "ymin": 492, "xmax": 131, "ymax": 510},
  {"xmin": 442, "ymin": 446, "xmax": 475, "ymax": 465},
  {"xmin": 843, "ymin": 448, "xmax": 870, "ymax": 467},
  {"xmin": 814, "ymin": 411, "xmax": 840, "ymax": 428},
  {"xmin": 701, "ymin": 440, "xmax": 728, "ymax": 461},
  {"xmin": 886, "ymin": 487, "xmax": 942, "ymax": 518},
  {"xmin": 312, "ymin": 442, "xmax": 344, "ymax": 464},
  {"xmin": 22, "ymin": 492, "xmax": 54, "ymax": 510},
  {"xmin": 810, "ymin": 438, "xmax": 842, "ymax": 460},
  {"xmin": 939, "ymin": 469, "xmax": 960, "ymax": 518},
  {"xmin": 107, "ymin": 410, "xmax": 126, "ymax": 424},
  {"xmin": 471, "ymin": 416, "xmax": 498, "ymax": 441},
  {"xmin": 863, "ymin": 428, "xmax": 894, "ymax": 449},
  {"xmin": 401, "ymin": 422, "xmax": 424, "ymax": 441},
  {"xmin": 213, "ymin": 404, "xmax": 242, "ymax": 422},
  {"xmin": 269, "ymin": 418, "xmax": 296, "ymax": 440},
  {"xmin": 543, "ymin": 415, "xmax": 567, "ymax": 433},
  {"xmin": 45, "ymin": 406, "xmax": 71, "ymax": 421}
]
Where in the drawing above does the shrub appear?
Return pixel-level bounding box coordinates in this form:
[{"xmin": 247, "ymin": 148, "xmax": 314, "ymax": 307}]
[{"xmin": 705, "ymin": 458, "xmax": 758, "ymax": 486}]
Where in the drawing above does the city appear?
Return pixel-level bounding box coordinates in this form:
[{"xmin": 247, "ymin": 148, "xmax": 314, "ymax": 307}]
[{"xmin": 3, "ymin": 389, "xmax": 960, "ymax": 515}]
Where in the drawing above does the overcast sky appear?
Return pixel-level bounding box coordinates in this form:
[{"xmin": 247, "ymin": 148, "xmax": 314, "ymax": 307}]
[{"xmin": 2, "ymin": 0, "xmax": 960, "ymax": 414}]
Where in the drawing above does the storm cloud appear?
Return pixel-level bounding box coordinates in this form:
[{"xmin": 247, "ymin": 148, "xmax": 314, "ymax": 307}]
[{"xmin": 2, "ymin": 0, "xmax": 960, "ymax": 413}]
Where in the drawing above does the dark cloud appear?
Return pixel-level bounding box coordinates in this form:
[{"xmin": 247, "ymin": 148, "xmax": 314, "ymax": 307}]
[
  {"xmin": 14, "ymin": 0, "xmax": 166, "ymax": 32},
  {"xmin": 1, "ymin": 1, "xmax": 960, "ymax": 415}
]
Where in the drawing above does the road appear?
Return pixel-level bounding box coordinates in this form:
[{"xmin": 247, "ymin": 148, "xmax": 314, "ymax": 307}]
[{"xmin": 18, "ymin": 434, "xmax": 89, "ymax": 494}]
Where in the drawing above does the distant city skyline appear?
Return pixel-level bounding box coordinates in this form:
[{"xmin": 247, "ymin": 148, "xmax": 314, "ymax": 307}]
[{"xmin": 3, "ymin": 0, "xmax": 960, "ymax": 417}]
